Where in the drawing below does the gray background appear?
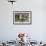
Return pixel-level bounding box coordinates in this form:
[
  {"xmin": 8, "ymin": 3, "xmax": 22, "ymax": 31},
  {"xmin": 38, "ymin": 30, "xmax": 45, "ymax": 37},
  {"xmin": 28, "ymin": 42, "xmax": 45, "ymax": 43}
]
[{"xmin": 0, "ymin": 0, "xmax": 46, "ymax": 42}]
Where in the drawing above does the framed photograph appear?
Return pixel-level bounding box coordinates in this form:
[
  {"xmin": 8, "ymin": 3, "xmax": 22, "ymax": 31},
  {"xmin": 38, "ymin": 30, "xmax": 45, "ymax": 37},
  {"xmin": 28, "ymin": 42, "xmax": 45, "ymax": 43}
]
[{"xmin": 13, "ymin": 11, "xmax": 32, "ymax": 25}]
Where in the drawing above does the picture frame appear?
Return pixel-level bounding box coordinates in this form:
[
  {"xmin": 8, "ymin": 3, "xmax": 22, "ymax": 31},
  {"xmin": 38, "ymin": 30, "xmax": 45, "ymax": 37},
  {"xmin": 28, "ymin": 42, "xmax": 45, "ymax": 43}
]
[{"xmin": 13, "ymin": 11, "xmax": 32, "ymax": 25}]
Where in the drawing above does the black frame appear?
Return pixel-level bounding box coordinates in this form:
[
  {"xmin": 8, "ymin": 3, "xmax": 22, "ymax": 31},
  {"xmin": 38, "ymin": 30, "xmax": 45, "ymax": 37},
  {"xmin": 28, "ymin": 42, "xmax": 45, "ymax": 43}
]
[{"xmin": 13, "ymin": 11, "xmax": 32, "ymax": 25}]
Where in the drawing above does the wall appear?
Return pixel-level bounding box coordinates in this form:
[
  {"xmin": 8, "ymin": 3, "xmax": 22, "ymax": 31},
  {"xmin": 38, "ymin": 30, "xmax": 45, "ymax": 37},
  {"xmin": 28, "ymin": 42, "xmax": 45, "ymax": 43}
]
[{"xmin": 0, "ymin": 0, "xmax": 46, "ymax": 41}]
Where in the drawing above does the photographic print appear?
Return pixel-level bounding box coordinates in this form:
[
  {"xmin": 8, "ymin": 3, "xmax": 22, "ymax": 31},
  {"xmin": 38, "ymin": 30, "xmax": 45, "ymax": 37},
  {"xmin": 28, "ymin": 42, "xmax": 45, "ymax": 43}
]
[{"xmin": 13, "ymin": 11, "xmax": 32, "ymax": 25}]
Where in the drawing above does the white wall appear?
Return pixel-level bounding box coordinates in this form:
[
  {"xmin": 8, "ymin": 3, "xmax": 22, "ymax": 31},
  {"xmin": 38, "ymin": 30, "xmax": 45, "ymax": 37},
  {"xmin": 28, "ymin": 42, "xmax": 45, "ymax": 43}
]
[{"xmin": 0, "ymin": 0, "xmax": 46, "ymax": 41}]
